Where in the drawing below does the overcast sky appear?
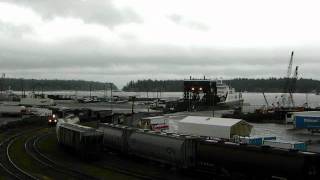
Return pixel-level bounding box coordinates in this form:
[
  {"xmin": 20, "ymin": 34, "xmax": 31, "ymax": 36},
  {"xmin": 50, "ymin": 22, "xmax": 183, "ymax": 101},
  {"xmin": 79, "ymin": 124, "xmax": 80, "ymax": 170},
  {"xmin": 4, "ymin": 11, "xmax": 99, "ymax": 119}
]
[{"xmin": 0, "ymin": 0, "xmax": 320, "ymax": 88}]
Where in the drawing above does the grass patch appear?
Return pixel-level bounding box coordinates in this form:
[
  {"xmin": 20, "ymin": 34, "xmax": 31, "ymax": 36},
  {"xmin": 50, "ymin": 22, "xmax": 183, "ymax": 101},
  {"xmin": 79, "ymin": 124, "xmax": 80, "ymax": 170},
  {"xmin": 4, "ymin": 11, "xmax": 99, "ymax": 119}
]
[
  {"xmin": 9, "ymin": 128, "xmax": 70, "ymax": 180},
  {"xmin": 0, "ymin": 116, "xmax": 47, "ymax": 131},
  {"xmin": 0, "ymin": 133, "xmax": 5, "ymax": 142}
]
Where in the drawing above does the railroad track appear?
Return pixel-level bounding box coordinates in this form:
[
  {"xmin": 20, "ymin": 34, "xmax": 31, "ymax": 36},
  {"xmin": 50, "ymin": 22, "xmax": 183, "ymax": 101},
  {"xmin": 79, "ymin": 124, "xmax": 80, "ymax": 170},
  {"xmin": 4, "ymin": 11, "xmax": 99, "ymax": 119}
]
[
  {"xmin": 34, "ymin": 131, "xmax": 164, "ymax": 180},
  {"xmin": 96, "ymin": 150, "xmax": 190, "ymax": 180},
  {"xmin": 30, "ymin": 133, "xmax": 99, "ymax": 180},
  {"xmin": 95, "ymin": 157, "xmax": 162, "ymax": 180},
  {"xmin": 0, "ymin": 130, "xmax": 39, "ymax": 180},
  {"xmin": 0, "ymin": 128, "xmax": 98, "ymax": 180},
  {"xmin": 96, "ymin": 150, "xmax": 230, "ymax": 180}
]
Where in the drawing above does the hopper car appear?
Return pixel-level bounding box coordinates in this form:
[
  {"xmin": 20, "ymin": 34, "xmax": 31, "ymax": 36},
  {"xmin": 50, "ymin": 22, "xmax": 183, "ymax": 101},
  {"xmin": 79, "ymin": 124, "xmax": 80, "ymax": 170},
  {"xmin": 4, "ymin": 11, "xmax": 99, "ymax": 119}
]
[
  {"xmin": 97, "ymin": 123, "xmax": 320, "ymax": 179},
  {"xmin": 57, "ymin": 122, "xmax": 320, "ymax": 179},
  {"xmin": 56, "ymin": 122, "xmax": 103, "ymax": 159}
]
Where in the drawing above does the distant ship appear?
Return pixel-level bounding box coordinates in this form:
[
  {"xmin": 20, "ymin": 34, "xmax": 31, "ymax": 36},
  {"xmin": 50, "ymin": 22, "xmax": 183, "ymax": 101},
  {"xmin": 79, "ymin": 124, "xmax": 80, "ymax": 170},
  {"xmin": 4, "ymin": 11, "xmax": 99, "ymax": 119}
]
[{"xmin": 216, "ymin": 80, "xmax": 244, "ymax": 107}]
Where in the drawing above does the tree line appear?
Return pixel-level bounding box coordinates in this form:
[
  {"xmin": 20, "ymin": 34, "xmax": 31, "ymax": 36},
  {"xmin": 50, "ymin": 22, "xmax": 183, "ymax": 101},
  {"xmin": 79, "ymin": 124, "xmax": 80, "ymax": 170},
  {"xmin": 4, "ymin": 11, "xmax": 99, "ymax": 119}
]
[
  {"xmin": 1, "ymin": 78, "xmax": 319, "ymax": 93},
  {"xmin": 0, "ymin": 78, "xmax": 118, "ymax": 92},
  {"xmin": 122, "ymin": 78, "xmax": 320, "ymax": 93}
]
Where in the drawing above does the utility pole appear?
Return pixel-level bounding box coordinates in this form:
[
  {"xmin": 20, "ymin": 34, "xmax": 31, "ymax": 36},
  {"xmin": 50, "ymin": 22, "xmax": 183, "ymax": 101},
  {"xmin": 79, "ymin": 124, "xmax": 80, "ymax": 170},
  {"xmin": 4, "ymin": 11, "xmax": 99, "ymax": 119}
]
[
  {"xmin": 0, "ymin": 73, "xmax": 5, "ymax": 94},
  {"xmin": 104, "ymin": 83, "xmax": 107, "ymax": 101},
  {"xmin": 41, "ymin": 84, "xmax": 44, "ymax": 98},
  {"xmin": 110, "ymin": 83, "xmax": 113, "ymax": 110},
  {"xmin": 20, "ymin": 79, "xmax": 24, "ymax": 97},
  {"xmin": 147, "ymin": 88, "xmax": 149, "ymax": 112},
  {"xmin": 156, "ymin": 89, "xmax": 159, "ymax": 108},
  {"xmin": 89, "ymin": 83, "xmax": 92, "ymax": 99},
  {"xmin": 130, "ymin": 96, "xmax": 136, "ymax": 127},
  {"xmin": 211, "ymin": 82, "xmax": 215, "ymax": 117},
  {"xmin": 30, "ymin": 79, "xmax": 35, "ymax": 98},
  {"xmin": 109, "ymin": 83, "xmax": 114, "ymax": 123},
  {"xmin": 131, "ymin": 96, "xmax": 135, "ymax": 114}
]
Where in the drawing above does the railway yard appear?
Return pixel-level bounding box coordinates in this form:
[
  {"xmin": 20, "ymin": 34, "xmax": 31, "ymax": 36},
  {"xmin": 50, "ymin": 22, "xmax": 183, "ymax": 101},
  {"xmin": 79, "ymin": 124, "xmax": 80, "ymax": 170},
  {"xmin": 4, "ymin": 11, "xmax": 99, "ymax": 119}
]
[
  {"xmin": 0, "ymin": 120, "xmax": 222, "ymax": 180},
  {"xmin": 0, "ymin": 100, "xmax": 320, "ymax": 180}
]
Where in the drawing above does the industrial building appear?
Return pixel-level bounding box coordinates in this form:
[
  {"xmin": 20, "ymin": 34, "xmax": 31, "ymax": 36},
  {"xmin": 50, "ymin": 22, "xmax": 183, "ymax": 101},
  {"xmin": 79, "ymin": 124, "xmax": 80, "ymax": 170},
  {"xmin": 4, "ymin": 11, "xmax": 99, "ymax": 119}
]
[{"xmin": 178, "ymin": 116, "xmax": 253, "ymax": 139}]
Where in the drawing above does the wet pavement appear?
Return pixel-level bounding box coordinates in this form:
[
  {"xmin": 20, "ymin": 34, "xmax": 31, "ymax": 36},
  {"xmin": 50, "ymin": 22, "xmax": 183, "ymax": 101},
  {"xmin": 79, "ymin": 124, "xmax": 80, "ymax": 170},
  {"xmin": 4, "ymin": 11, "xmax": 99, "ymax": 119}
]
[{"xmin": 166, "ymin": 110, "xmax": 320, "ymax": 152}]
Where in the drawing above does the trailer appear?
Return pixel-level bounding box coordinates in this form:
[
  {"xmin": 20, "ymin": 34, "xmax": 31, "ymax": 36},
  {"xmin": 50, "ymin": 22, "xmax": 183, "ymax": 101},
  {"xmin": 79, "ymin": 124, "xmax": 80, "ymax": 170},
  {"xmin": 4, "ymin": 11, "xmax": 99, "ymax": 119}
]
[
  {"xmin": 263, "ymin": 140, "xmax": 307, "ymax": 151},
  {"xmin": 293, "ymin": 113, "xmax": 320, "ymax": 133},
  {"xmin": 0, "ymin": 105, "xmax": 26, "ymax": 117}
]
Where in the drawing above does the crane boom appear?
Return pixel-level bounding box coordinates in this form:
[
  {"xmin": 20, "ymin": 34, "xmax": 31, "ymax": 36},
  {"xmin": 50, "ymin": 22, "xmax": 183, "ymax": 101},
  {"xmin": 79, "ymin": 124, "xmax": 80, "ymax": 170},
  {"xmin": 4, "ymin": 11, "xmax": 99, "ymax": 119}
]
[
  {"xmin": 286, "ymin": 51, "xmax": 294, "ymax": 78},
  {"xmin": 289, "ymin": 66, "xmax": 299, "ymax": 106},
  {"xmin": 262, "ymin": 92, "xmax": 269, "ymax": 107},
  {"xmin": 283, "ymin": 51, "xmax": 294, "ymax": 94}
]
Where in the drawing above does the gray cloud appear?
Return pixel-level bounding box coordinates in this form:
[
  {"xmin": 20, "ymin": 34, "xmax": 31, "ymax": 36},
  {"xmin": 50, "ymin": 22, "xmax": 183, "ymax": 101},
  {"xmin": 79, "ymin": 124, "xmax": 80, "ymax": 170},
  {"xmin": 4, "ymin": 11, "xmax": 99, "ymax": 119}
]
[
  {"xmin": 167, "ymin": 14, "xmax": 209, "ymax": 31},
  {"xmin": 0, "ymin": 20, "xmax": 33, "ymax": 38},
  {"xmin": 0, "ymin": 3, "xmax": 319, "ymax": 88},
  {"xmin": 1, "ymin": 31, "xmax": 318, "ymax": 87},
  {"xmin": 3, "ymin": 0, "xmax": 142, "ymax": 26}
]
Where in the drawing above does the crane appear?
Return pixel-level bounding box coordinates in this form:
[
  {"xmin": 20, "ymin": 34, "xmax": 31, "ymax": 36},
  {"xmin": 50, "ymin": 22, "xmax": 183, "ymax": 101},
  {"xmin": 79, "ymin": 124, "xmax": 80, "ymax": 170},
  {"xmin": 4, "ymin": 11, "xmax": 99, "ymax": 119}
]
[
  {"xmin": 288, "ymin": 66, "xmax": 299, "ymax": 106},
  {"xmin": 283, "ymin": 51, "xmax": 294, "ymax": 94},
  {"xmin": 262, "ymin": 92, "xmax": 269, "ymax": 108},
  {"xmin": 279, "ymin": 51, "xmax": 296, "ymax": 107}
]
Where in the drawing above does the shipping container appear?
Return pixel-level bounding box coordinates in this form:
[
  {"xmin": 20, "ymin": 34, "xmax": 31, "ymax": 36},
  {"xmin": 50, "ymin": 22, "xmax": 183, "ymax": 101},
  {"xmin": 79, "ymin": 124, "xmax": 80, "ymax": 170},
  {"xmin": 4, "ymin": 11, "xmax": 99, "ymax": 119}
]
[
  {"xmin": 234, "ymin": 136, "xmax": 276, "ymax": 146},
  {"xmin": 294, "ymin": 114, "xmax": 320, "ymax": 130},
  {"xmin": 263, "ymin": 140, "xmax": 307, "ymax": 151},
  {"xmin": 240, "ymin": 137, "xmax": 263, "ymax": 145}
]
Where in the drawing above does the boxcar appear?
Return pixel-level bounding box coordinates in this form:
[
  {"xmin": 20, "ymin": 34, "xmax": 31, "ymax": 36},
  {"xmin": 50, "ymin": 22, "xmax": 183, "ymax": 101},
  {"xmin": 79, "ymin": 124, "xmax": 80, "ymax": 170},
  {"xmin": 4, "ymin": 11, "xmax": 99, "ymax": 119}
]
[{"xmin": 57, "ymin": 122, "xmax": 103, "ymax": 159}]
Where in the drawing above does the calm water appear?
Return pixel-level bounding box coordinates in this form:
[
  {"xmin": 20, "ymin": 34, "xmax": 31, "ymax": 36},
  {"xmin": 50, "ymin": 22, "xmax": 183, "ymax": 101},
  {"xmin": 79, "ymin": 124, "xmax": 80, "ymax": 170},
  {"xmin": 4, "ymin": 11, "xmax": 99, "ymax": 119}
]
[{"xmin": 19, "ymin": 91, "xmax": 320, "ymax": 108}]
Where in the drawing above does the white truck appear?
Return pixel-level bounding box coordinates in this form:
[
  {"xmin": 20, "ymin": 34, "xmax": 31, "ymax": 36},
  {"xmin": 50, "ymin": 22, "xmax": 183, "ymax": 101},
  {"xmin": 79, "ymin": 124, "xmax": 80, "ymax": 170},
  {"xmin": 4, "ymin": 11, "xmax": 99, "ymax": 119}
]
[{"xmin": 0, "ymin": 105, "xmax": 26, "ymax": 117}]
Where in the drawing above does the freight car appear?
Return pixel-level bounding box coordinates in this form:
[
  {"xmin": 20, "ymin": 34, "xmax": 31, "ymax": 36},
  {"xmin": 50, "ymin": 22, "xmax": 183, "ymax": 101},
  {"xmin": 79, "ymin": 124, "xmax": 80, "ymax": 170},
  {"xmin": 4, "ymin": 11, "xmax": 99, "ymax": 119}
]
[
  {"xmin": 197, "ymin": 139, "xmax": 320, "ymax": 179},
  {"xmin": 98, "ymin": 123, "xmax": 320, "ymax": 179},
  {"xmin": 56, "ymin": 122, "xmax": 103, "ymax": 159},
  {"xmin": 128, "ymin": 130, "xmax": 199, "ymax": 168},
  {"xmin": 98, "ymin": 123, "xmax": 133, "ymax": 153},
  {"xmin": 98, "ymin": 123, "xmax": 199, "ymax": 168}
]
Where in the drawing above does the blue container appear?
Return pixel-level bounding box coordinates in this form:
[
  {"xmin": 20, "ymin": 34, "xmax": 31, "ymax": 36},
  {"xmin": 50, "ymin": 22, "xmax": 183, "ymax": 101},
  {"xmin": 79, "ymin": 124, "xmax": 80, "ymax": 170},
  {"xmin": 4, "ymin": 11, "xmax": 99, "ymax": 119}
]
[
  {"xmin": 263, "ymin": 140, "xmax": 307, "ymax": 151},
  {"xmin": 248, "ymin": 137, "xmax": 263, "ymax": 145},
  {"xmin": 263, "ymin": 136, "xmax": 277, "ymax": 141},
  {"xmin": 294, "ymin": 115, "xmax": 320, "ymax": 129},
  {"xmin": 239, "ymin": 137, "xmax": 263, "ymax": 145},
  {"xmin": 294, "ymin": 142, "xmax": 307, "ymax": 151}
]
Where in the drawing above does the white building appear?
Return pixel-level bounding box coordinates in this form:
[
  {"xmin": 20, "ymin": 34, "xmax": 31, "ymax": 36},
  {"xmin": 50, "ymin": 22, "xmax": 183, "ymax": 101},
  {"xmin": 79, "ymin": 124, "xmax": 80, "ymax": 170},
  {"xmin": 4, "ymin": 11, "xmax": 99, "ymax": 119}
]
[{"xmin": 178, "ymin": 116, "xmax": 252, "ymax": 139}]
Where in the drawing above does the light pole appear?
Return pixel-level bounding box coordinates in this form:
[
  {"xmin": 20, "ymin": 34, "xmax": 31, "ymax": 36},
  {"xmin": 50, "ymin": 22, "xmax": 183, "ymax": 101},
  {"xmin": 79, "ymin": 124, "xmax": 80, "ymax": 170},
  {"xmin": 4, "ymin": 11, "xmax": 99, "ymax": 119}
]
[
  {"xmin": 110, "ymin": 83, "xmax": 113, "ymax": 110},
  {"xmin": 211, "ymin": 82, "xmax": 215, "ymax": 117}
]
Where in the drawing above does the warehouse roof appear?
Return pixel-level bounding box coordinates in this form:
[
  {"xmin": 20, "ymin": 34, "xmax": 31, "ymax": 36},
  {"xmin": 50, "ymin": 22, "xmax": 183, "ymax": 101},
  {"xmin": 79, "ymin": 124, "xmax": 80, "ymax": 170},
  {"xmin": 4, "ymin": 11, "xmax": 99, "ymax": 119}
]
[
  {"xmin": 178, "ymin": 116, "xmax": 252, "ymax": 139},
  {"xmin": 180, "ymin": 116, "xmax": 243, "ymax": 127}
]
